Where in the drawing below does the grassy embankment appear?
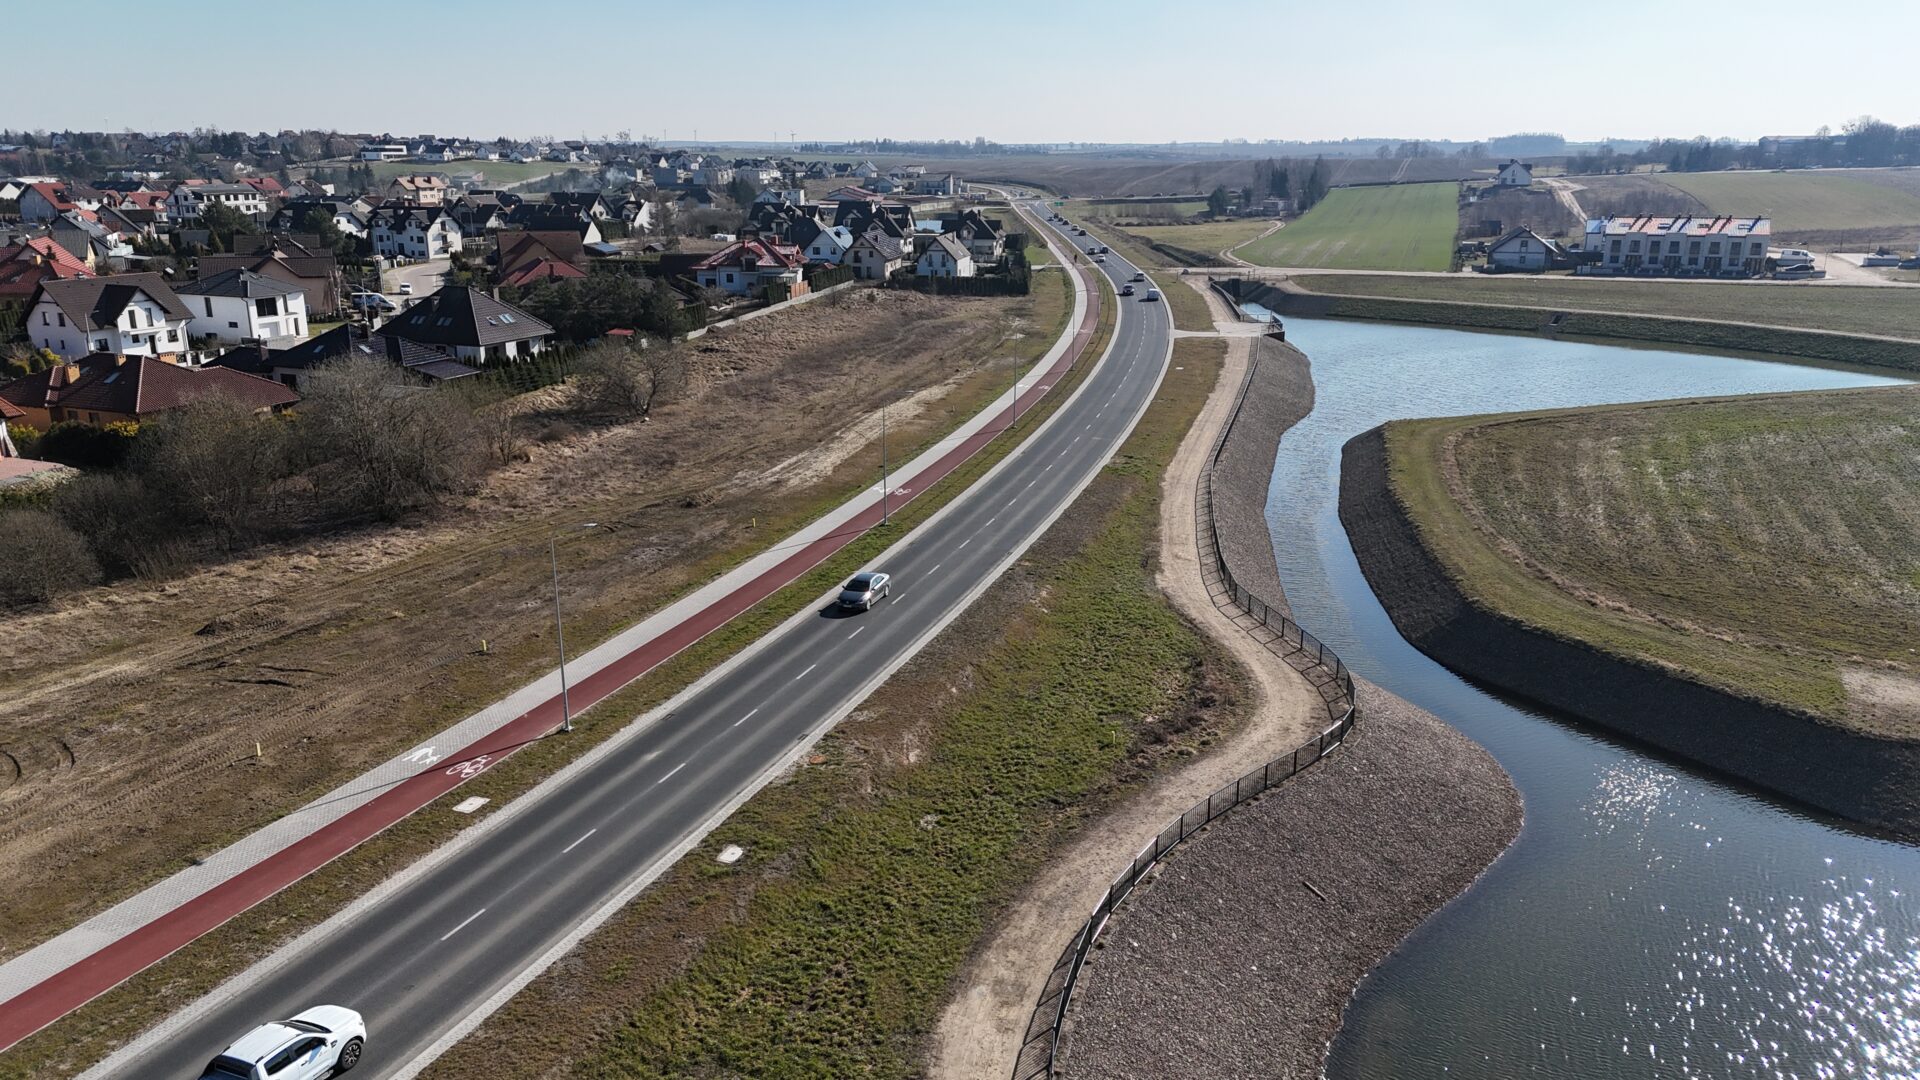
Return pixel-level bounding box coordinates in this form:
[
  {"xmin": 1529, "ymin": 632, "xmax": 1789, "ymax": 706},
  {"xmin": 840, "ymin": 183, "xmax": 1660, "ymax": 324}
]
[
  {"xmin": 1237, "ymin": 182, "xmax": 1459, "ymax": 271},
  {"xmin": 0, "ymin": 266, "xmax": 1088, "ymax": 1077},
  {"xmin": 1292, "ymin": 273, "xmax": 1920, "ymax": 340},
  {"xmin": 421, "ymin": 332, "xmax": 1235, "ymax": 1076},
  {"xmin": 1386, "ymin": 385, "xmax": 1920, "ymax": 731}
]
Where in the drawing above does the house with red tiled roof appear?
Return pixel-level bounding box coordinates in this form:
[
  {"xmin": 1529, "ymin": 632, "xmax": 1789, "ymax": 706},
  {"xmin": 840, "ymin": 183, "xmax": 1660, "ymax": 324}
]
[
  {"xmin": 0, "ymin": 237, "xmax": 94, "ymax": 302},
  {"xmin": 691, "ymin": 236, "xmax": 807, "ymax": 297},
  {"xmin": 0, "ymin": 353, "xmax": 298, "ymax": 429},
  {"xmin": 19, "ymin": 183, "xmax": 95, "ymax": 224},
  {"xmin": 494, "ymin": 230, "xmax": 588, "ymax": 288}
]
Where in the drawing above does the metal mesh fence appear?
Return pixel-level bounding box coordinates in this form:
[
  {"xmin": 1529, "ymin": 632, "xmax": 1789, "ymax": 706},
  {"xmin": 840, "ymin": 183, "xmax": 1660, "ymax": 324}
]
[{"xmin": 1012, "ymin": 302, "xmax": 1358, "ymax": 1080}]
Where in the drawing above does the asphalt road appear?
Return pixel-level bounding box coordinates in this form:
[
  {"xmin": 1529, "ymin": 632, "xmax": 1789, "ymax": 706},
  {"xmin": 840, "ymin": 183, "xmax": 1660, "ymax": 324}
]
[{"xmin": 106, "ymin": 207, "xmax": 1171, "ymax": 1079}]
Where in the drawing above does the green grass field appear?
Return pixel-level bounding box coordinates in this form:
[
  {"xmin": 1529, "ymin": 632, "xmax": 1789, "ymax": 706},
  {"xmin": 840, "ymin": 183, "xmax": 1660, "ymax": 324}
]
[
  {"xmin": 1388, "ymin": 386, "xmax": 1920, "ymax": 731},
  {"xmin": 1656, "ymin": 171, "xmax": 1920, "ymax": 233},
  {"xmin": 1238, "ymin": 183, "xmax": 1459, "ymax": 271},
  {"xmin": 1292, "ymin": 273, "xmax": 1920, "ymax": 340},
  {"xmin": 1127, "ymin": 218, "xmax": 1276, "ymax": 257}
]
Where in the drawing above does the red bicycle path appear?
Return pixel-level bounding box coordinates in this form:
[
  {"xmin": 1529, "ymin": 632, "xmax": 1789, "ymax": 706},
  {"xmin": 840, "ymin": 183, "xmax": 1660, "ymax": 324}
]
[{"xmin": 0, "ymin": 238, "xmax": 1102, "ymax": 1054}]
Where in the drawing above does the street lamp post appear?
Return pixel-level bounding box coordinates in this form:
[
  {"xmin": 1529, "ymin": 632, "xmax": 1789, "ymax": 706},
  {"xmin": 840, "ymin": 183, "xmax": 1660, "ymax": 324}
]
[
  {"xmin": 550, "ymin": 522, "xmax": 599, "ymax": 733},
  {"xmin": 880, "ymin": 404, "xmax": 890, "ymax": 525}
]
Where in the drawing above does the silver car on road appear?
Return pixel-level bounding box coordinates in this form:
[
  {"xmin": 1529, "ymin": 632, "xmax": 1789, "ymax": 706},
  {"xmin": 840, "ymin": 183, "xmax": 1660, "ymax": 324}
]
[{"xmin": 837, "ymin": 572, "xmax": 891, "ymax": 611}]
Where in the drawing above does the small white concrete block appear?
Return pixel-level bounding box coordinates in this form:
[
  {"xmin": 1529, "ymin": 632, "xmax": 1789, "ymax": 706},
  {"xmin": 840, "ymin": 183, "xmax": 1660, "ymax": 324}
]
[{"xmin": 452, "ymin": 796, "xmax": 489, "ymax": 814}]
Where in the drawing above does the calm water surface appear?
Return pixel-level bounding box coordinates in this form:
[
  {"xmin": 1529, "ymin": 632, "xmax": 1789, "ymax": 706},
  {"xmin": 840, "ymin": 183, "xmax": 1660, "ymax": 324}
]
[{"xmin": 1258, "ymin": 319, "xmax": 1920, "ymax": 1080}]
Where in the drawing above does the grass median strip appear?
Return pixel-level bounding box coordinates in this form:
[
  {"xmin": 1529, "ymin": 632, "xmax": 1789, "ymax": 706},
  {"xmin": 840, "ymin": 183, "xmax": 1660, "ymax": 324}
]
[
  {"xmin": 0, "ymin": 270, "xmax": 1098, "ymax": 1079},
  {"xmin": 423, "ymin": 334, "xmax": 1234, "ymax": 1080}
]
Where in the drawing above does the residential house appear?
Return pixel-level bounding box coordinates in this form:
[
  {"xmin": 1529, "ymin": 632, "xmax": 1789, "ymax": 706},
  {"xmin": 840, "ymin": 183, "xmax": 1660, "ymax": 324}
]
[
  {"xmin": 359, "ymin": 142, "xmax": 409, "ymax": 161},
  {"xmin": 915, "ymin": 234, "xmax": 975, "ymax": 278},
  {"xmin": 912, "ymin": 173, "xmax": 962, "ymax": 196},
  {"xmin": 690, "ymin": 236, "xmax": 807, "ymax": 297},
  {"xmin": 26, "ymin": 274, "xmax": 193, "ymax": 361},
  {"xmin": 505, "ymin": 203, "xmax": 603, "ymax": 243},
  {"xmin": 941, "ymin": 209, "xmax": 1005, "ymax": 263},
  {"xmin": 212, "ymin": 322, "xmax": 479, "ymax": 389},
  {"xmin": 269, "ymin": 197, "xmax": 368, "ymax": 237},
  {"xmin": 1495, "ymin": 160, "xmax": 1534, "ymax": 187},
  {"xmin": 544, "ymin": 191, "xmax": 613, "ymax": 222},
  {"xmin": 851, "ymin": 161, "xmax": 880, "ymax": 179},
  {"xmin": 0, "ymin": 236, "xmax": 93, "ymax": 302},
  {"xmin": 617, "ymin": 197, "xmax": 656, "ymax": 234},
  {"xmin": 385, "ymin": 173, "xmax": 450, "ymax": 206},
  {"xmin": 847, "ymin": 229, "xmax": 908, "ymax": 280},
  {"xmin": 176, "ymin": 269, "xmax": 310, "ymax": 344},
  {"xmin": 377, "ymin": 285, "xmax": 552, "ymax": 362},
  {"xmin": 867, "ymin": 175, "xmax": 904, "ymax": 195},
  {"xmin": 0, "ymin": 353, "xmax": 298, "ymax": 429},
  {"xmin": 689, "ymin": 162, "xmax": 735, "ymax": 188},
  {"xmin": 370, "ymin": 205, "xmax": 463, "ymax": 258},
  {"xmin": 1579, "ymin": 215, "xmax": 1771, "ymax": 276},
  {"xmin": 18, "ymin": 183, "xmax": 86, "ymax": 224},
  {"xmin": 799, "ymin": 223, "xmax": 853, "ymax": 264},
  {"xmin": 754, "ymin": 188, "xmax": 807, "ymax": 206},
  {"xmin": 199, "ymin": 235, "xmax": 347, "ymax": 317},
  {"xmin": 494, "ymin": 229, "xmax": 588, "ymax": 287},
  {"xmin": 169, "ymin": 181, "xmax": 269, "ymax": 221},
  {"xmin": 1484, "ymin": 226, "xmax": 1566, "ymax": 272}
]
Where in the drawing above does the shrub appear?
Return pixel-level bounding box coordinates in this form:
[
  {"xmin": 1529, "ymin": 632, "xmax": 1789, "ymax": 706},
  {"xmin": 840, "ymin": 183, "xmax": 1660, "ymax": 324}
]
[
  {"xmin": 6, "ymin": 422, "xmax": 41, "ymax": 458},
  {"xmin": 0, "ymin": 508, "xmax": 102, "ymax": 604},
  {"xmin": 51, "ymin": 471, "xmax": 186, "ymax": 578},
  {"xmin": 297, "ymin": 356, "xmax": 483, "ymax": 520},
  {"xmin": 36, "ymin": 420, "xmax": 140, "ymax": 469}
]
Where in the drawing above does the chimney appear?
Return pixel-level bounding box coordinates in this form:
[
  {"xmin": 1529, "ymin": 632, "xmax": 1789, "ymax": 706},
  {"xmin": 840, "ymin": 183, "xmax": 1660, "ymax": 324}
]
[{"xmin": 61, "ymin": 363, "xmax": 81, "ymax": 384}]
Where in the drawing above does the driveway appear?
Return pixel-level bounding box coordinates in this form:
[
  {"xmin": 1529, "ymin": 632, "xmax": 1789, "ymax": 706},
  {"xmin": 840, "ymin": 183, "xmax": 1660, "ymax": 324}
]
[{"xmin": 385, "ymin": 256, "xmax": 452, "ymax": 301}]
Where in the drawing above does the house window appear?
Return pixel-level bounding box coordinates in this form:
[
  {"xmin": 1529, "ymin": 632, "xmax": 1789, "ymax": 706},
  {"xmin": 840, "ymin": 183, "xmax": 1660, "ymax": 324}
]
[
  {"xmin": 205, "ymin": 297, "xmax": 214, "ymax": 317},
  {"xmin": 1688, "ymin": 240, "xmax": 1701, "ymax": 256},
  {"xmin": 255, "ymin": 297, "xmax": 278, "ymax": 318},
  {"xmin": 1609, "ymin": 239, "xmax": 1621, "ymax": 254},
  {"xmin": 168, "ymin": 329, "xmax": 179, "ymax": 343},
  {"xmin": 57, "ymin": 312, "xmax": 65, "ymax": 327},
  {"xmin": 1708, "ymin": 242, "xmax": 1721, "ymax": 255},
  {"xmin": 95, "ymin": 338, "xmax": 107, "ymax": 350}
]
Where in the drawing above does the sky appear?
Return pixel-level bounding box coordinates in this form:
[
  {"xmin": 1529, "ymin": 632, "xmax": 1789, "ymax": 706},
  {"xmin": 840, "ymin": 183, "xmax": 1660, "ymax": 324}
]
[{"xmin": 11, "ymin": 0, "xmax": 1917, "ymax": 145}]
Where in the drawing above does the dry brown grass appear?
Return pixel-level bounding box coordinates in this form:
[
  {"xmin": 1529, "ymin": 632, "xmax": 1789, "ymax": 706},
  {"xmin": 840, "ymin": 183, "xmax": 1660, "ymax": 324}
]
[{"xmin": 0, "ymin": 284, "xmax": 1068, "ymax": 961}]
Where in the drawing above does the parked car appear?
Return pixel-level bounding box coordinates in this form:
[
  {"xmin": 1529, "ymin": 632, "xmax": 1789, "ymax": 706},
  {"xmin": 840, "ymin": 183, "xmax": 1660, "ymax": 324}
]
[
  {"xmin": 1120, "ymin": 283, "xmax": 1135, "ymax": 296},
  {"xmin": 396, "ymin": 282, "xmax": 414, "ymax": 295},
  {"xmin": 1142, "ymin": 288, "xmax": 1162, "ymax": 302},
  {"xmin": 837, "ymin": 571, "xmax": 891, "ymax": 611},
  {"xmin": 199, "ymin": 1006, "xmax": 365, "ymax": 1080},
  {"xmin": 350, "ymin": 291, "xmax": 397, "ymax": 312}
]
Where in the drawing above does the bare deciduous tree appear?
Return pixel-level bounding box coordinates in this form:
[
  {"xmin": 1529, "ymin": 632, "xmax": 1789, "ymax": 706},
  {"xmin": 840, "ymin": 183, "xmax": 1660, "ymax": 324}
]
[
  {"xmin": 571, "ymin": 342, "xmax": 685, "ymax": 421},
  {"xmin": 135, "ymin": 397, "xmax": 289, "ymax": 548}
]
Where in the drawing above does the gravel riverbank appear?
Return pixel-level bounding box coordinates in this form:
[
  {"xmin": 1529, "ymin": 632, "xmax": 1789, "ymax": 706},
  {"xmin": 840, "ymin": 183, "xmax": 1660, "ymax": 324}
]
[{"xmin": 1055, "ymin": 335, "xmax": 1523, "ymax": 1080}]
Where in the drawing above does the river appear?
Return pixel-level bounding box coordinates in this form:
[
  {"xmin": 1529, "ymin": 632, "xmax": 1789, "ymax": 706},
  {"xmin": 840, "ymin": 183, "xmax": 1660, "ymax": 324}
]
[{"xmin": 1259, "ymin": 318, "xmax": 1920, "ymax": 1080}]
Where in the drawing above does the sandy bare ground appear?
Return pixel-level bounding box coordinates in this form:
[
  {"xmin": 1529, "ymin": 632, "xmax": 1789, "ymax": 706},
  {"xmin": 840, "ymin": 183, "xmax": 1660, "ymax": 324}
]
[
  {"xmin": 0, "ymin": 289, "xmax": 1047, "ymax": 960},
  {"xmin": 925, "ymin": 283, "xmax": 1322, "ymax": 1080}
]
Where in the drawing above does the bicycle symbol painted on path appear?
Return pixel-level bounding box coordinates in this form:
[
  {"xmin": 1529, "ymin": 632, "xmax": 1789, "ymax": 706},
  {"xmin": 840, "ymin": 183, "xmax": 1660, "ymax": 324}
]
[{"xmin": 444, "ymin": 755, "xmax": 493, "ymax": 780}]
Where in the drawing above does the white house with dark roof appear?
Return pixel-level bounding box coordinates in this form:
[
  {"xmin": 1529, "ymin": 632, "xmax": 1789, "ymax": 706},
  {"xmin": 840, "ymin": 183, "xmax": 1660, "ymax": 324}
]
[
  {"xmin": 375, "ymin": 285, "xmax": 552, "ymax": 363},
  {"xmin": 1484, "ymin": 226, "xmax": 1565, "ymax": 272},
  {"xmin": 26, "ymin": 273, "xmax": 194, "ymax": 361},
  {"xmin": 915, "ymin": 234, "xmax": 976, "ymax": 278},
  {"xmin": 847, "ymin": 229, "xmax": 908, "ymax": 280},
  {"xmin": 175, "ymin": 269, "xmax": 310, "ymax": 344},
  {"xmin": 1495, "ymin": 160, "xmax": 1534, "ymax": 187},
  {"xmin": 370, "ymin": 206, "xmax": 463, "ymax": 258}
]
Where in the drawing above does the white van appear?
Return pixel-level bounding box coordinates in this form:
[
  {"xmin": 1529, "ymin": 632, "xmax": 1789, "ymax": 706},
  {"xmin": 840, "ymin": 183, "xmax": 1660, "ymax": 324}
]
[
  {"xmin": 1770, "ymin": 247, "xmax": 1815, "ymax": 268},
  {"xmin": 1143, "ymin": 288, "xmax": 1162, "ymax": 302}
]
